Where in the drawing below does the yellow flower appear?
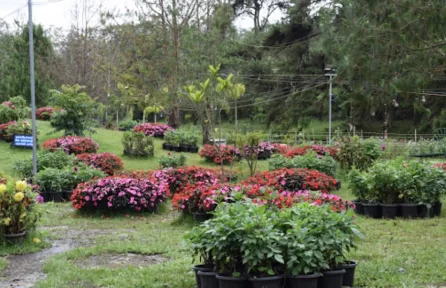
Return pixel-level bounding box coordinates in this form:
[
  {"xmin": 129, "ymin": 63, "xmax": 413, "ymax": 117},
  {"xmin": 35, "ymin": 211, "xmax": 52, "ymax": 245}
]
[
  {"xmin": 33, "ymin": 238, "xmax": 41, "ymax": 244},
  {"xmin": 0, "ymin": 184, "xmax": 6, "ymax": 195},
  {"xmin": 15, "ymin": 181, "xmax": 28, "ymax": 192},
  {"xmin": 4, "ymin": 218, "xmax": 11, "ymax": 226},
  {"xmin": 13, "ymin": 192, "xmax": 24, "ymax": 202}
]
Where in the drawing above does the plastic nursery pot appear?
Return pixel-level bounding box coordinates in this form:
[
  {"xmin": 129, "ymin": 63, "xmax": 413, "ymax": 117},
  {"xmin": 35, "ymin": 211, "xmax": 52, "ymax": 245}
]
[
  {"xmin": 400, "ymin": 204, "xmax": 419, "ymax": 219},
  {"xmin": 363, "ymin": 203, "xmax": 382, "ymax": 219},
  {"xmin": 40, "ymin": 192, "xmax": 51, "ymax": 203},
  {"xmin": 335, "ymin": 180, "xmax": 341, "ymax": 190},
  {"xmin": 338, "ymin": 261, "xmax": 358, "ymax": 287},
  {"xmin": 317, "ymin": 269, "xmax": 346, "ymax": 288},
  {"xmin": 190, "ymin": 146, "xmax": 199, "ymax": 153},
  {"xmin": 352, "ymin": 200, "xmax": 364, "ymax": 215},
  {"xmin": 197, "ymin": 271, "xmax": 218, "ymax": 288},
  {"xmin": 249, "ymin": 274, "xmax": 285, "ymax": 288},
  {"xmin": 162, "ymin": 143, "xmax": 168, "ymax": 150},
  {"xmin": 173, "ymin": 146, "xmax": 181, "ymax": 152},
  {"xmin": 216, "ymin": 274, "xmax": 249, "ymax": 288},
  {"xmin": 193, "ymin": 264, "xmax": 214, "ymax": 288},
  {"xmin": 4, "ymin": 231, "xmax": 26, "ymax": 245},
  {"xmin": 50, "ymin": 192, "xmax": 65, "ymax": 203},
  {"xmin": 433, "ymin": 202, "xmax": 443, "ymax": 217},
  {"xmin": 192, "ymin": 212, "xmax": 212, "ymax": 222},
  {"xmin": 63, "ymin": 191, "xmax": 73, "ymax": 202},
  {"xmin": 381, "ymin": 204, "xmax": 398, "ymax": 219},
  {"xmin": 418, "ymin": 204, "xmax": 435, "ymax": 218},
  {"xmin": 286, "ymin": 273, "xmax": 320, "ymax": 288}
]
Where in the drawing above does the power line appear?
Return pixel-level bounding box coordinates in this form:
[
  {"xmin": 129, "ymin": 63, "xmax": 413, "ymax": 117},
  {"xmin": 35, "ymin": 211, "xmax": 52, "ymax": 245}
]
[
  {"xmin": 0, "ymin": 3, "xmax": 27, "ymax": 20},
  {"xmin": 232, "ymin": 34, "xmax": 320, "ymax": 49}
]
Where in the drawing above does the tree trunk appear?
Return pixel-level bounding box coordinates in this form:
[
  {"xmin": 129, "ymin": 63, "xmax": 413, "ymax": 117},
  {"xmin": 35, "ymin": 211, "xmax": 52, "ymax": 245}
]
[
  {"xmin": 202, "ymin": 121, "xmax": 211, "ymax": 144},
  {"xmin": 168, "ymin": 105, "xmax": 180, "ymax": 129}
]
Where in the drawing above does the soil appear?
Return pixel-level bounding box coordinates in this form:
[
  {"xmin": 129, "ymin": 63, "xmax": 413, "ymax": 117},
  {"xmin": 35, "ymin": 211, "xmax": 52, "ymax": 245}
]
[
  {"xmin": 0, "ymin": 226, "xmax": 137, "ymax": 288},
  {"xmin": 74, "ymin": 253, "xmax": 169, "ymax": 269}
]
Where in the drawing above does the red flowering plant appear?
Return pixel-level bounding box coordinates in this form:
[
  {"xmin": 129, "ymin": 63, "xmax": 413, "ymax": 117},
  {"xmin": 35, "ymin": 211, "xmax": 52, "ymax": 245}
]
[
  {"xmin": 76, "ymin": 152, "xmax": 124, "ymax": 176},
  {"xmin": 164, "ymin": 166, "xmax": 219, "ymax": 194},
  {"xmin": 286, "ymin": 145, "xmax": 339, "ymax": 158},
  {"xmin": 433, "ymin": 163, "xmax": 446, "ymax": 171},
  {"xmin": 42, "ymin": 136, "xmax": 99, "ymax": 155},
  {"xmin": 272, "ymin": 143, "xmax": 291, "ymax": 155},
  {"xmin": 36, "ymin": 107, "xmax": 57, "ymax": 120},
  {"xmin": 134, "ymin": 123, "xmax": 173, "ymax": 138},
  {"xmin": 199, "ymin": 144, "xmax": 241, "ymax": 165},
  {"xmin": 0, "ymin": 121, "xmax": 16, "ymax": 141},
  {"xmin": 71, "ymin": 176, "xmax": 169, "ymax": 212}
]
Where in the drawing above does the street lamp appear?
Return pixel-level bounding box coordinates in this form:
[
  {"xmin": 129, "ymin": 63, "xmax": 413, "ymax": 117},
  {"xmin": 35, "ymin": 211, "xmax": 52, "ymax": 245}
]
[{"xmin": 324, "ymin": 67, "xmax": 337, "ymax": 144}]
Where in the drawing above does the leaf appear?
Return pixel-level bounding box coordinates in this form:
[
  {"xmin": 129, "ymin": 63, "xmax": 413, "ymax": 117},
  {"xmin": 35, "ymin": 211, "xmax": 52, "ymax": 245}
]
[{"xmin": 274, "ymin": 254, "xmax": 284, "ymax": 264}]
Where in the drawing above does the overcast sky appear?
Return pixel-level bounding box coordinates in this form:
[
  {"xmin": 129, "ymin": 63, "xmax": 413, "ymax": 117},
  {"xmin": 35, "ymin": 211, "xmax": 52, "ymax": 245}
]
[{"xmin": 0, "ymin": 0, "xmax": 283, "ymax": 31}]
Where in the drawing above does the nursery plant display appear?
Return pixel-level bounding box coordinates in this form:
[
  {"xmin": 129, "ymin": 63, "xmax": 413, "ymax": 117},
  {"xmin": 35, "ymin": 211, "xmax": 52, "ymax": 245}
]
[
  {"xmin": 122, "ymin": 131, "xmax": 155, "ymax": 157},
  {"xmin": 133, "ymin": 123, "xmax": 173, "ymax": 138}
]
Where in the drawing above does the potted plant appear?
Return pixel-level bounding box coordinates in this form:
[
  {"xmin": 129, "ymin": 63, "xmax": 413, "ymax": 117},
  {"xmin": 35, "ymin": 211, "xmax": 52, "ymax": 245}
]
[
  {"xmin": 177, "ymin": 131, "xmax": 189, "ymax": 152},
  {"xmin": 172, "ymin": 132, "xmax": 181, "ymax": 152},
  {"xmin": 188, "ymin": 134, "xmax": 200, "ymax": 153},
  {"xmin": 163, "ymin": 131, "xmax": 175, "ymax": 151},
  {"xmin": 398, "ymin": 161, "xmax": 420, "ymax": 218},
  {"xmin": 0, "ymin": 179, "xmax": 43, "ymax": 244},
  {"xmin": 418, "ymin": 165, "xmax": 446, "ymax": 218},
  {"xmin": 347, "ymin": 168, "xmax": 368, "ymax": 215},
  {"xmin": 35, "ymin": 168, "xmax": 66, "ymax": 202}
]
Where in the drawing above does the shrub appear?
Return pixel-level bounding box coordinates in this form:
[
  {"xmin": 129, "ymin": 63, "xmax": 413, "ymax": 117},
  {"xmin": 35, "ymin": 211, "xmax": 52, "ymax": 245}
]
[
  {"xmin": 75, "ymin": 152, "xmax": 124, "ymax": 176},
  {"xmin": 0, "ymin": 96, "xmax": 29, "ymax": 124},
  {"xmin": 5, "ymin": 121, "xmax": 33, "ymax": 141},
  {"xmin": 119, "ymin": 119, "xmax": 138, "ymax": 131},
  {"xmin": 269, "ymin": 152, "xmax": 337, "ymax": 177},
  {"xmin": 336, "ymin": 136, "xmax": 381, "ymax": 170},
  {"xmin": 159, "ymin": 153, "xmax": 187, "ymax": 168},
  {"xmin": 36, "ymin": 107, "xmax": 56, "ymax": 121},
  {"xmin": 43, "ymin": 136, "xmax": 99, "ymax": 155},
  {"xmin": 122, "ymin": 131, "xmax": 154, "ymax": 157},
  {"xmin": 161, "ymin": 166, "xmax": 218, "ymax": 195},
  {"xmin": 286, "ymin": 145, "xmax": 338, "ymax": 158},
  {"xmin": 71, "ymin": 177, "xmax": 169, "ymax": 212},
  {"xmin": 199, "ymin": 144, "xmax": 241, "ymax": 165},
  {"xmin": 134, "ymin": 123, "xmax": 173, "ymax": 137},
  {"xmin": 13, "ymin": 150, "xmax": 75, "ymax": 179}
]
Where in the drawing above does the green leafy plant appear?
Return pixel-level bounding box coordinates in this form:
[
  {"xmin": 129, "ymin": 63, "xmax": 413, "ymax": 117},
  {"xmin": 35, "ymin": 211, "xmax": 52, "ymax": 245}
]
[
  {"xmin": 336, "ymin": 136, "xmax": 381, "ymax": 171},
  {"xmin": 118, "ymin": 119, "xmax": 138, "ymax": 131},
  {"xmin": 159, "ymin": 153, "xmax": 187, "ymax": 168},
  {"xmin": 13, "ymin": 150, "xmax": 75, "ymax": 179},
  {"xmin": 0, "ymin": 96, "xmax": 30, "ymax": 124},
  {"xmin": 269, "ymin": 152, "xmax": 337, "ymax": 177},
  {"xmin": 122, "ymin": 131, "xmax": 154, "ymax": 157}
]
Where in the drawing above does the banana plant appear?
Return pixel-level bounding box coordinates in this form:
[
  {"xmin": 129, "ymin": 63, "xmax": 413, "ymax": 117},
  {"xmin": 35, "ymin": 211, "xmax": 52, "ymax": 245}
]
[{"xmin": 144, "ymin": 105, "xmax": 164, "ymax": 122}]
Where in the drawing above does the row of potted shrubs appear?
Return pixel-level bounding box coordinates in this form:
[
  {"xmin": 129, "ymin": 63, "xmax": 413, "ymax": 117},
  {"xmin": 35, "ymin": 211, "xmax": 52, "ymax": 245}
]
[
  {"xmin": 163, "ymin": 130, "xmax": 200, "ymax": 153},
  {"xmin": 186, "ymin": 201, "xmax": 362, "ymax": 288},
  {"xmin": 348, "ymin": 158, "xmax": 446, "ymax": 219}
]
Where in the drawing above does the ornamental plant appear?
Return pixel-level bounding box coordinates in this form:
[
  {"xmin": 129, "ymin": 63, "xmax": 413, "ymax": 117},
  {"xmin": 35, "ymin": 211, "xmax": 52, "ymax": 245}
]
[
  {"xmin": 0, "ymin": 96, "xmax": 29, "ymax": 124},
  {"xmin": 285, "ymin": 145, "xmax": 339, "ymax": 158},
  {"xmin": 199, "ymin": 144, "xmax": 241, "ymax": 165},
  {"xmin": 162, "ymin": 166, "xmax": 219, "ymax": 195},
  {"xmin": 122, "ymin": 131, "xmax": 154, "ymax": 157},
  {"xmin": 5, "ymin": 121, "xmax": 33, "ymax": 142},
  {"xmin": 0, "ymin": 179, "xmax": 43, "ymax": 235},
  {"xmin": 134, "ymin": 123, "xmax": 173, "ymax": 138},
  {"xmin": 43, "ymin": 136, "xmax": 99, "ymax": 155},
  {"xmin": 159, "ymin": 153, "xmax": 187, "ymax": 168},
  {"xmin": 76, "ymin": 152, "xmax": 124, "ymax": 176},
  {"xmin": 36, "ymin": 107, "xmax": 57, "ymax": 121},
  {"xmin": 269, "ymin": 151, "xmax": 337, "ymax": 177},
  {"xmin": 71, "ymin": 177, "xmax": 169, "ymax": 212},
  {"xmin": 336, "ymin": 136, "xmax": 381, "ymax": 170}
]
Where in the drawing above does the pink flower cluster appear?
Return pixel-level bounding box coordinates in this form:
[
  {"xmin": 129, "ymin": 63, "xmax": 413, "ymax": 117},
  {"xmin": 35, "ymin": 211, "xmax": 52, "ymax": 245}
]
[
  {"xmin": 71, "ymin": 177, "xmax": 170, "ymax": 212},
  {"xmin": 1, "ymin": 101, "xmax": 15, "ymax": 109},
  {"xmin": 43, "ymin": 136, "xmax": 99, "ymax": 155},
  {"xmin": 134, "ymin": 123, "xmax": 173, "ymax": 137}
]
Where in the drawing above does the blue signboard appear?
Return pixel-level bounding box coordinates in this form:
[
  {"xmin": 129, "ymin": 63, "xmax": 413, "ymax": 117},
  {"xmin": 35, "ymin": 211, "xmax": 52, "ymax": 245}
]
[{"xmin": 13, "ymin": 135, "xmax": 33, "ymax": 148}]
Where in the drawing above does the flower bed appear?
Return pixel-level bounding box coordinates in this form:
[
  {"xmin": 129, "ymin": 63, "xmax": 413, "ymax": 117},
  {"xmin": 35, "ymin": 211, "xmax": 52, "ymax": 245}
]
[
  {"xmin": 43, "ymin": 136, "xmax": 99, "ymax": 155},
  {"xmin": 76, "ymin": 153, "xmax": 124, "ymax": 176},
  {"xmin": 71, "ymin": 177, "xmax": 169, "ymax": 212},
  {"xmin": 285, "ymin": 145, "xmax": 338, "ymax": 158},
  {"xmin": 199, "ymin": 144, "xmax": 241, "ymax": 165},
  {"xmin": 36, "ymin": 107, "xmax": 57, "ymax": 121},
  {"xmin": 133, "ymin": 123, "xmax": 173, "ymax": 138},
  {"xmin": 0, "ymin": 121, "xmax": 33, "ymax": 142}
]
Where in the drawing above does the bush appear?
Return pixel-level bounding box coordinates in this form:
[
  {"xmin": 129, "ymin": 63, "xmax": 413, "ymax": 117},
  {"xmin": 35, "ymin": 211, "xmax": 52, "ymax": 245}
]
[
  {"xmin": 286, "ymin": 145, "xmax": 338, "ymax": 158},
  {"xmin": 36, "ymin": 107, "xmax": 57, "ymax": 121},
  {"xmin": 71, "ymin": 177, "xmax": 169, "ymax": 212},
  {"xmin": 0, "ymin": 96, "xmax": 29, "ymax": 124},
  {"xmin": 122, "ymin": 131, "xmax": 154, "ymax": 157},
  {"xmin": 13, "ymin": 150, "xmax": 75, "ymax": 179},
  {"xmin": 5, "ymin": 121, "xmax": 33, "ymax": 142},
  {"xmin": 199, "ymin": 144, "xmax": 241, "ymax": 165},
  {"xmin": 336, "ymin": 136, "xmax": 381, "ymax": 170},
  {"xmin": 43, "ymin": 136, "xmax": 99, "ymax": 155},
  {"xmin": 119, "ymin": 119, "xmax": 138, "ymax": 131},
  {"xmin": 76, "ymin": 152, "xmax": 124, "ymax": 176},
  {"xmin": 134, "ymin": 123, "xmax": 173, "ymax": 137},
  {"xmin": 159, "ymin": 153, "xmax": 187, "ymax": 168},
  {"xmin": 269, "ymin": 151, "xmax": 337, "ymax": 177}
]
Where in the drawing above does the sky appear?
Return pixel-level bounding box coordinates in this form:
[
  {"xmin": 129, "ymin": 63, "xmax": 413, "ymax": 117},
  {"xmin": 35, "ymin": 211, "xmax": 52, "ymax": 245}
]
[{"xmin": 0, "ymin": 0, "xmax": 284, "ymax": 31}]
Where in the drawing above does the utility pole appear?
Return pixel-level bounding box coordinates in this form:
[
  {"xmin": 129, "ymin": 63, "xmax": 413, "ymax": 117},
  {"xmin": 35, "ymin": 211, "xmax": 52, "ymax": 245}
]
[
  {"xmin": 28, "ymin": 0, "xmax": 37, "ymax": 179},
  {"xmin": 325, "ymin": 67, "xmax": 337, "ymax": 144}
]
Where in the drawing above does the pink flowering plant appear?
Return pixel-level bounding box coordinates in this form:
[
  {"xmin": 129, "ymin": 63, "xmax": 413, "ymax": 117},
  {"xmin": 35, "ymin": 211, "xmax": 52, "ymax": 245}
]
[
  {"xmin": 71, "ymin": 177, "xmax": 170, "ymax": 212},
  {"xmin": 134, "ymin": 123, "xmax": 173, "ymax": 138},
  {"xmin": 43, "ymin": 136, "xmax": 99, "ymax": 155}
]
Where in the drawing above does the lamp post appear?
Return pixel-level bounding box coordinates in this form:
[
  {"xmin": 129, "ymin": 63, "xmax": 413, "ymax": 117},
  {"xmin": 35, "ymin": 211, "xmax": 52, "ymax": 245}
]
[
  {"xmin": 325, "ymin": 67, "xmax": 337, "ymax": 144},
  {"xmin": 28, "ymin": 0, "xmax": 37, "ymax": 179}
]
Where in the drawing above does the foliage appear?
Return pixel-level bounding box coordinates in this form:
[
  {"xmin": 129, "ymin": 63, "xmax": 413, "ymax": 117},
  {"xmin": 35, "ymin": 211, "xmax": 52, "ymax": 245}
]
[
  {"xmin": 163, "ymin": 130, "xmax": 199, "ymax": 147},
  {"xmin": 336, "ymin": 136, "xmax": 381, "ymax": 171},
  {"xmin": 0, "ymin": 179, "xmax": 43, "ymax": 235},
  {"xmin": 122, "ymin": 132, "xmax": 154, "ymax": 157},
  {"xmin": 158, "ymin": 153, "xmax": 187, "ymax": 169},
  {"xmin": 0, "ymin": 121, "xmax": 32, "ymax": 142},
  {"xmin": 0, "ymin": 96, "xmax": 29, "ymax": 124},
  {"xmin": 199, "ymin": 144, "xmax": 241, "ymax": 165},
  {"xmin": 71, "ymin": 177, "xmax": 169, "ymax": 212},
  {"xmin": 238, "ymin": 132, "xmax": 264, "ymax": 176},
  {"xmin": 49, "ymin": 85, "xmax": 96, "ymax": 136},
  {"xmin": 75, "ymin": 153, "xmax": 124, "ymax": 176},
  {"xmin": 36, "ymin": 107, "xmax": 57, "ymax": 121},
  {"xmin": 43, "ymin": 136, "xmax": 99, "ymax": 155},
  {"xmin": 269, "ymin": 152, "xmax": 337, "ymax": 177},
  {"xmin": 133, "ymin": 123, "xmax": 173, "ymax": 138},
  {"xmin": 285, "ymin": 145, "xmax": 339, "ymax": 158},
  {"xmin": 118, "ymin": 119, "xmax": 138, "ymax": 131},
  {"xmin": 408, "ymin": 139, "xmax": 446, "ymax": 156}
]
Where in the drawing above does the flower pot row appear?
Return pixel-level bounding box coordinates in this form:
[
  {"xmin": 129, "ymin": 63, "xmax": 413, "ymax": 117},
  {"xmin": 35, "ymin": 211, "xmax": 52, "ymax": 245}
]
[
  {"xmin": 353, "ymin": 201, "xmax": 442, "ymax": 219},
  {"xmin": 40, "ymin": 191, "xmax": 73, "ymax": 203},
  {"xmin": 162, "ymin": 143, "xmax": 199, "ymax": 153},
  {"xmin": 193, "ymin": 261, "xmax": 358, "ymax": 288}
]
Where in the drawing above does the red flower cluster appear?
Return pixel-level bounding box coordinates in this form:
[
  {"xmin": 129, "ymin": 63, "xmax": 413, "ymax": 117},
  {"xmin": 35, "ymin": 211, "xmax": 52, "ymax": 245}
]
[
  {"xmin": 433, "ymin": 163, "xmax": 446, "ymax": 171},
  {"xmin": 134, "ymin": 123, "xmax": 173, "ymax": 137},
  {"xmin": 0, "ymin": 121, "xmax": 15, "ymax": 140},
  {"xmin": 271, "ymin": 143, "xmax": 291, "ymax": 155},
  {"xmin": 36, "ymin": 107, "xmax": 57, "ymax": 120},
  {"xmin": 285, "ymin": 145, "xmax": 338, "ymax": 158},
  {"xmin": 199, "ymin": 144, "xmax": 241, "ymax": 165},
  {"xmin": 76, "ymin": 152, "xmax": 124, "ymax": 176},
  {"xmin": 241, "ymin": 168, "xmax": 337, "ymax": 193},
  {"xmin": 43, "ymin": 136, "xmax": 99, "ymax": 155}
]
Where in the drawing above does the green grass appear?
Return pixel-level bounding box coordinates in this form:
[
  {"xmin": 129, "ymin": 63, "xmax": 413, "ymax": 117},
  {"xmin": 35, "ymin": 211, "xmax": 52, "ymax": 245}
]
[{"xmin": 0, "ymin": 258, "xmax": 7, "ymax": 272}]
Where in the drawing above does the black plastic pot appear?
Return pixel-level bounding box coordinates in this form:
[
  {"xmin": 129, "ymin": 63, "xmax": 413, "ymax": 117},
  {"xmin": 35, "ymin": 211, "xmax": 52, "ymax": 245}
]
[
  {"xmin": 216, "ymin": 274, "xmax": 249, "ymax": 288},
  {"xmin": 193, "ymin": 264, "xmax": 214, "ymax": 288},
  {"xmin": 419, "ymin": 204, "xmax": 434, "ymax": 218},
  {"xmin": 4, "ymin": 231, "xmax": 26, "ymax": 245},
  {"xmin": 317, "ymin": 269, "xmax": 346, "ymax": 288},
  {"xmin": 352, "ymin": 200, "xmax": 364, "ymax": 215},
  {"xmin": 192, "ymin": 212, "xmax": 212, "ymax": 222},
  {"xmin": 173, "ymin": 146, "xmax": 181, "ymax": 152},
  {"xmin": 179, "ymin": 145, "xmax": 189, "ymax": 152},
  {"xmin": 335, "ymin": 180, "xmax": 341, "ymax": 190},
  {"xmin": 162, "ymin": 143, "xmax": 168, "ymax": 150},
  {"xmin": 51, "ymin": 192, "xmax": 64, "ymax": 203},
  {"xmin": 287, "ymin": 273, "xmax": 320, "ymax": 288},
  {"xmin": 190, "ymin": 146, "xmax": 199, "ymax": 153},
  {"xmin": 338, "ymin": 261, "xmax": 357, "ymax": 287},
  {"xmin": 198, "ymin": 271, "xmax": 218, "ymax": 288},
  {"xmin": 63, "ymin": 191, "xmax": 73, "ymax": 202},
  {"xmin": 381, "ymin": 204, "xmax": 398, "ymax": 219},
  {"xmin": 363, "ymin": 203, "xmax": 381, "ymax": 219},
  {"xmin": 250, "ymin": 275, "xmax": 284, "ymax": 288},
  {"xmin": 433, "ymin": 202, "xmax": 442, "ymax": 217},
  {"xmin": 400, "ymin": 204, "xmax": 419, "ymax": 219},
  {"xmin": 40, "ymin": 192, "xmax": 51, "ymax": 203},
  {"xmin": 164, "ymin": 144, "xmax": 173, "ymax": 151}
]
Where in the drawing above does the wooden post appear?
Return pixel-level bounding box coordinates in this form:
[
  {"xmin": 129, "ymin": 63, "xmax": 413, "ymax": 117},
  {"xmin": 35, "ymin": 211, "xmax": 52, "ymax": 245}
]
[{"xmin": 415, "ymin": 129, "xmax": 417, "ymax": 142}]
